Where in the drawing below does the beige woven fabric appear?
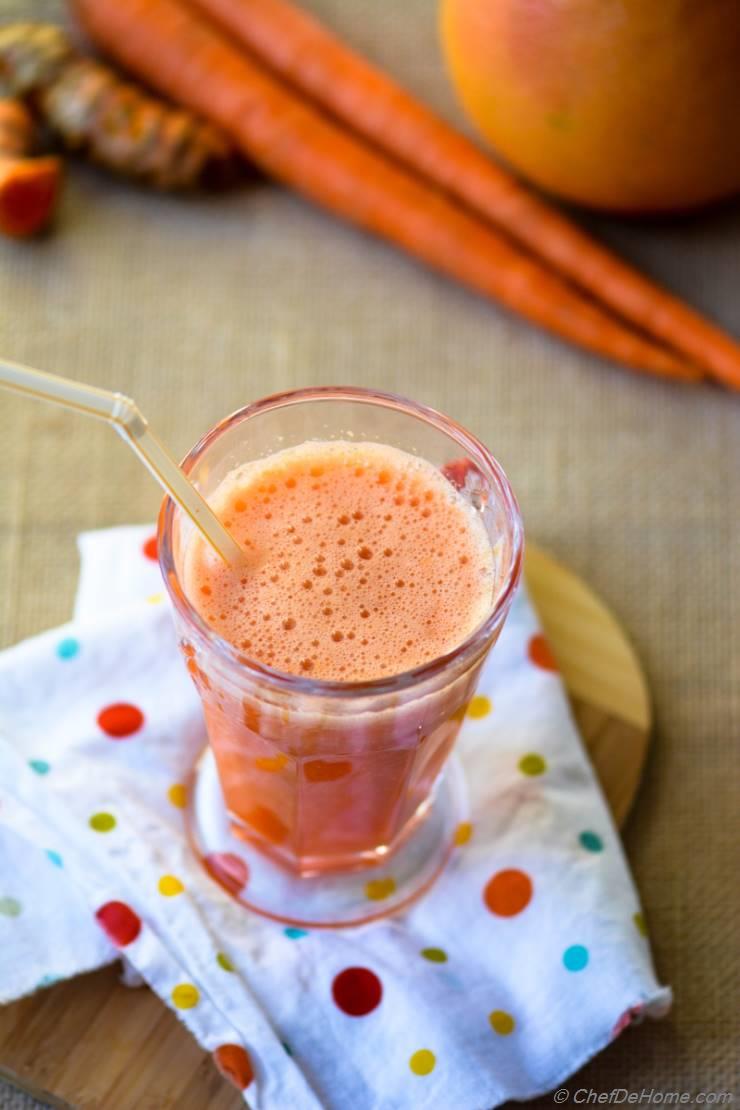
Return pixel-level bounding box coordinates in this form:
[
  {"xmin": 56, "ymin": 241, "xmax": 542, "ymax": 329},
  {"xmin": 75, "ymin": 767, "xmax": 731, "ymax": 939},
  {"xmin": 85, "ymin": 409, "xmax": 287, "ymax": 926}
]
[{"xmin": 1, "ymin": 0, "xmax": 738, "ymax": 1104}]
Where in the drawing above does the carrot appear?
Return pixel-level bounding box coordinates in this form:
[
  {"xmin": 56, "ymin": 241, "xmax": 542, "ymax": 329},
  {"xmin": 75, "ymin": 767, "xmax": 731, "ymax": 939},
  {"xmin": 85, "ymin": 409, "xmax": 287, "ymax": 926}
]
[
  {"xmin": 0, "ymin": 99, "xmax": 61, "ymax": 237},
  {"xmin": 70, "ymin": 0, "xmax": 699, "ymax": 383},
  {"xmin": 184, "ymin": 0, "xmax": 740, "ymax": 391}
]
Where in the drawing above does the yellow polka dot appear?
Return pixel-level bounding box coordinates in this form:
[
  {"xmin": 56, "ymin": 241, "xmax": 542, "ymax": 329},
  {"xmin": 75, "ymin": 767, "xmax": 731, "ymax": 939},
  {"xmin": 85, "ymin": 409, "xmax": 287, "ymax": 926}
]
[
  {"xmin": 489, "ymin": 1010, "xmax": 515, "ymax": 1035},
  {"xmin": 146, "ymin": 592, "xmax": 164, "ymax": 605},
  {"xmin": 171, "ymin": 983, "xmax": 199, "ymax": 1009},
  {"xmin": 255, "ymin": 753, "xmax": 289, "ymax": 773},
  {"xmin": 519, "ymin": 753, "xmax": 547, "ymax": 776},
  {"xmin": 454, "ymin": 821, "xmax": 473, "ymax": 846},
  {"xmin": 167, "ymin": 783, "xmax": 187, "ymax": 809},
  {"xmin": 89, "ymin": 812, "xmax": 116, "ymax": 833},
  {"xmin": 634, "ymin": 911, "xmax": 648, "ymax": 937},
  {"xmin": 409, "ymin": 1049, "xmax": 436, "ymax": 1076},
  {"xmin": 365, "ymin": 877, "xmax": 396, "ymax": 901},
  {"xmin": 158, "ymin": 875, "xmax": 184, "ymax": 897},
  {"xmin": 216, "ymin": 952, "xmax": 235, "ymax": 972},
  {"xmin": 450, "ymin": 703, "xmax": 468, "ymax": 723},
  {"xmin": 467, "ymin": 695, "xmax": 492, "ymax": 719}
]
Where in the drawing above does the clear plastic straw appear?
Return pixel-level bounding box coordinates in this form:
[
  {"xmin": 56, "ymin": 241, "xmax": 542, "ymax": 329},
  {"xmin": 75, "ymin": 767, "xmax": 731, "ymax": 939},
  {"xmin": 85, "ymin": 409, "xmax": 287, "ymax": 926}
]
[{"xmin": 0, "ymin": 357, "xmax": 243, "ymax": 565}]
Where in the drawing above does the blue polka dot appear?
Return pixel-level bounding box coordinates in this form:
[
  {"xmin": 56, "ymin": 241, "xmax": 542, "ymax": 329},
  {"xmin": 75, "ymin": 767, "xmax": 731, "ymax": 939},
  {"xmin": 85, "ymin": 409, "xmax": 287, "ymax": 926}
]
[
  {"xmin": 37, "ymin": 974, "xmax": 59, "ymax": 989},
  {"xmin": 46, "ymin": 850, "xmax": 63, "ymax": 868},
  {"xmin": 284, "ymin": 927, "xmax": 308, "ymax": 940},
  {"xmin": 56, "ymin": 637, "xmax": 80, "ymax": 660},
  {"xmin": 579, "ymin": 831, "xmax": 604, "ymax": 853},
  {"xmin": 28, "ymin": 760, "xmax": 50, "ymax": 776},
  {"xmin": 563, "ymin": 944, "xmax": 589, "ymax": 972}
]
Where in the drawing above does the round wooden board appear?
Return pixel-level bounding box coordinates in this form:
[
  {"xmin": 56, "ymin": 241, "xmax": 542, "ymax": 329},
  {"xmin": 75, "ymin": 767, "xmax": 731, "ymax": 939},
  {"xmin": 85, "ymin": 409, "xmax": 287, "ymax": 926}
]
[{"xmin": 0, "ymin": 544, "xmax": 651, "ymax": 1110}]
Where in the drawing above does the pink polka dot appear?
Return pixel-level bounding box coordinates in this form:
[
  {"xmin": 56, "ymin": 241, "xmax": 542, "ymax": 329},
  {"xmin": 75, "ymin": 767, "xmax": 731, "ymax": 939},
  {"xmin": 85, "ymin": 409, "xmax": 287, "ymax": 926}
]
[
  {"xmin": 204, "ymin": 852, "xmax": 249, "ymax": 895},
  {"xmin": 97, "ymin": 703, "xmax": 145, "ymax": 738},
  {"xmin": 142, "ymin": 535, "xmax": 158, "ymax": 561},
  {"xmin": 95, "ymin": 901, "xmax": 141, "ymax": 946},
  {"xmin": 331, "ymin": 967, "xmax": 382, "ymax": 1016},
  {"xmin": 528, "ymin": 634, "xmax": 558, "ymax": 672}
]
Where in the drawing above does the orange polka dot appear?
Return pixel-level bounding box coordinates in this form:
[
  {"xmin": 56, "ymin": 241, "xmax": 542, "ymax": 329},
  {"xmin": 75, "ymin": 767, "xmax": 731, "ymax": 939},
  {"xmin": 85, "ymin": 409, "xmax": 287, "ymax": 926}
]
[
  {"xmin": 245, "ymin": 804, "xmax": 288, "ymax": 844},
  {"xmin": 186, "ymin": 657, "xmax": 211, "ymax": 690},
  {"xmin": 214, "ymin": 1044, "xmax": 254, "ymax": 1090},
  {"xmin": 484, "ymin": 869, "xmax": 533, "ymax": 917},
  {"xmin": 255, "ymin": 754, "xmax": 289, "ymax": 773},
  {"xmin": 454, "ymin": 822, "xmax": 473, "ymax": 845},
  {"xmin": 304, "ymin": 759, "xmax": 352, "ymax": 783},
  {"xmin": 142, "ymin": 535, "xmax": 158, "ymax": 561},
  {"xmin": 242, "ymin": 699, "xmax": 261, "ymax": 732},
  {"xmin": 528, "ymin": 634, "xmax": 558, "ymax": 672}
]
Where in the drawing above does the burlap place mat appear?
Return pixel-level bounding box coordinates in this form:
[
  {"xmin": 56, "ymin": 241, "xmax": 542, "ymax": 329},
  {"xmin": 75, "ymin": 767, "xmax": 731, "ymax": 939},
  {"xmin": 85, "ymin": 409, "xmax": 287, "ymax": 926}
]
[{"xmin": 1, "ymin": 0, "xmax": 738, "ymax": 1105}]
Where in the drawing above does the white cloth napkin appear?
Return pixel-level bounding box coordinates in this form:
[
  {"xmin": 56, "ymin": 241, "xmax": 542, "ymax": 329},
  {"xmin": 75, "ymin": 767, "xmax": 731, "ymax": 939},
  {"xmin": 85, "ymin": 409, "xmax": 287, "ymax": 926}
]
[{"xmin": 0, "ymin": 526, "xmax": 670, "ymax": 1110}]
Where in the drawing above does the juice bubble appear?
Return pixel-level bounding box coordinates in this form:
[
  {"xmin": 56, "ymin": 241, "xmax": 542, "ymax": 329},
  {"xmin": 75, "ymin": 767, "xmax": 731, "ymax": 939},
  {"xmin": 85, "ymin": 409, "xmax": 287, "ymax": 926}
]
[{"xmin": 184, "ymin": 441, "xmax": 495, "ymax": 682}]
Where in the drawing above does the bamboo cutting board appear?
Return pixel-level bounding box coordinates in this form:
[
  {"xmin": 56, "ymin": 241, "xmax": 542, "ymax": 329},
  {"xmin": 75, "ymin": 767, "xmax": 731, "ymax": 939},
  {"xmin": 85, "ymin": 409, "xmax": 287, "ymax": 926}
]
[{"xmin": 0, "ymin": 544, "xmax": 651, "ymax": 1110}]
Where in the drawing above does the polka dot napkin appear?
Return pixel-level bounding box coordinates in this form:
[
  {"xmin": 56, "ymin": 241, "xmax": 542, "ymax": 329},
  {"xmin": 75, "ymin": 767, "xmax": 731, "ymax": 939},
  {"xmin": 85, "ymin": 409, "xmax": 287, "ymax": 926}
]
[{"xmin": 0, "ymin": 526, "xmax": 670, "ymax": 1110}]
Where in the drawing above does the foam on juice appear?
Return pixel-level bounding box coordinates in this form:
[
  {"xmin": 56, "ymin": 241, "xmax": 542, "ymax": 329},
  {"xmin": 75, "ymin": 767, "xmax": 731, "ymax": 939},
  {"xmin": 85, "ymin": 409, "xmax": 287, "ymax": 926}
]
[{"xmin": 184, "ymin": 441, "xmax": 495, "ymax": 682}]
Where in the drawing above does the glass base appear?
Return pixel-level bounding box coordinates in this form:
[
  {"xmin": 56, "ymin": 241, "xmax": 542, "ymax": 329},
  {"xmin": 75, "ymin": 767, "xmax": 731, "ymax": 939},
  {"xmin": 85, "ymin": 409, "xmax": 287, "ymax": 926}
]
[{"xmin": 186, "ymin": 749, "xmax": 468, "ymax": 928}]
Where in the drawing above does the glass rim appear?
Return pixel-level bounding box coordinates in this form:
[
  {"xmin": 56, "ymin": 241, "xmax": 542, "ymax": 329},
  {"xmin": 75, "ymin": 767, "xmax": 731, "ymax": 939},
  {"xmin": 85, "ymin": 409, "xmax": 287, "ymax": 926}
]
[{"xmin": 158, "ymin": 386, "xmax": 524, "ymax": 699}]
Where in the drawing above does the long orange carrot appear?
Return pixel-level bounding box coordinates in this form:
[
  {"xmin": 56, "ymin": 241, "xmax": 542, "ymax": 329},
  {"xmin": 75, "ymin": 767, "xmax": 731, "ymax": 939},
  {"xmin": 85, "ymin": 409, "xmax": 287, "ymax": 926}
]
[
  {"xmin": 185, "ymin": 0, "xmax": 740, "ymax": 391},
  {"xmin": 71, "ymin": 0, "xmax": 700, "ymax": 383},
  {"xmin": 0, "ymin": 99, "xmax": 60, "ymax": 237}
]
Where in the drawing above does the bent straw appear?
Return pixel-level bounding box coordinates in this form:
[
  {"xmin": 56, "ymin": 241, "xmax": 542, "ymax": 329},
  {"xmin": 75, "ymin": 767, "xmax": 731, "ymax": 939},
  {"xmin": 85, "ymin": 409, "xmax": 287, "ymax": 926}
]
[{"xmin": 0, "ymin": 357, "xmax": 243, "ymax": 565}]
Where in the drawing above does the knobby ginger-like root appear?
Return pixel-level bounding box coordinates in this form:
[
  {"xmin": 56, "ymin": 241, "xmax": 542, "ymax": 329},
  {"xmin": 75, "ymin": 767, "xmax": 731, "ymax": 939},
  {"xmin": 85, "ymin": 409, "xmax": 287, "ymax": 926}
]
[{"xmin": 0, "ymin": 22, "xmax": 236, "ymax": 189}]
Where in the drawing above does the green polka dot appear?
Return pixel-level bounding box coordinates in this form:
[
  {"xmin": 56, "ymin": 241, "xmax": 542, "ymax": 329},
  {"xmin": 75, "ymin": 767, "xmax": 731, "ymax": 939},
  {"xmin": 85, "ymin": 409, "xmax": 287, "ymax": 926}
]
[
  {"xmin": 0, "ymin": 897, "xmax": 22, "ymax": 917},
  {"xmin": 519, "ymin": 753, "xmax": 547, "ymax": 776},
  {"xmin": 633, "ymin": 911, "xmax": 648, "ymax": 937},
  {"xmin": 579, "ymin": 831, "xmax": 604, "ymax": 852},
  {"xmin": 420, "ymin": 947, "xmax": 448, "ymax": 963},
  {"xmin": 28, "ymin": 759, "xmax": 50, "ymax": 776},
  {"xmin": 216, "ymin": 952, "xmax": 235, "ymax": 972},
  {"xmin": 89, "ymin": 812, "xmax": 116, "ymax": 833}
]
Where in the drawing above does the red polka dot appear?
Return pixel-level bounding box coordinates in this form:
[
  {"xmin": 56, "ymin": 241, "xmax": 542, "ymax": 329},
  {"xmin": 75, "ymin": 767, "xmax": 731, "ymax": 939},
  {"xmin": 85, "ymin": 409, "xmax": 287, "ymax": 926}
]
[
  {"xmin": 142, "ymin": 535, "xmax": 158, "ymax": 561},
  {"xmin": 95, "ymin": 901, "xmax": 142, "ymax": 946},
  {"xmin": 204, "ymin": 852, "xmax": 249, "ymax": 895},
  {"xmin": 484, "ymin": 869, "xmax": 533, "ymax": 916},
  {"xmin": 213, "ymin": 1043, "xmax": 254, "ymax": 1089},
  {"xmin": 528, "ymin": 634, "xmax": 558, "ymax": 672},
  {"xmin": 332, "ymin": 967, "xmax": 382, "ymax": 1016},
  {"xmin": 611, "ymin": 1005, "xmax": 644, "ymax": 1040},
  {"xmin": 97, "ymin": 703, "xmax": 145, "ymax": 738}
]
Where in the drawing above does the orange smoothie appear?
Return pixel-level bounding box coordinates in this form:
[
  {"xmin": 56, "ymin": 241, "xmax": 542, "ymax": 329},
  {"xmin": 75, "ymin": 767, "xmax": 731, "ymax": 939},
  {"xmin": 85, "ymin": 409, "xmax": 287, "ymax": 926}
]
[{"xmin": 182, "ymin": 441, "xmax": 497, "ymax": 874}]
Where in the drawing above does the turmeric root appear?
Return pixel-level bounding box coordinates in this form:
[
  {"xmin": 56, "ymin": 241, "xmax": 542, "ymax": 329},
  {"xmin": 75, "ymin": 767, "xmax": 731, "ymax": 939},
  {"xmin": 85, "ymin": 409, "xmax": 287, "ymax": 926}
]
[
  {"xmin": 0, "ymin": 98, "xmax": 61, "ymax": 237},
  {"xmin": 0, "ymin": 23, "xmax": 236, "ymax": 189}
]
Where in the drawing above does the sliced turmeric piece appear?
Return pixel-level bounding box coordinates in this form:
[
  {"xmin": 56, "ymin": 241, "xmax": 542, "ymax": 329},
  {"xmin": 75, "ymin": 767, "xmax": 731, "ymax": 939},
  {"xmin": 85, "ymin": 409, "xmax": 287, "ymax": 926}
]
[{"xmin": 0, "ymin": 98, "xmax": 61, "ymax": 237}]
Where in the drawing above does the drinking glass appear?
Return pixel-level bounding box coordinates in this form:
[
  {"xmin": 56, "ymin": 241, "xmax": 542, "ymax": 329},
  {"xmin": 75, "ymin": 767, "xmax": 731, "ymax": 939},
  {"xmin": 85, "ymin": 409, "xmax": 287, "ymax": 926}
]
[{"xmin": 159, "ymin": 387, "xmax": 523, "ymax": 925}]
